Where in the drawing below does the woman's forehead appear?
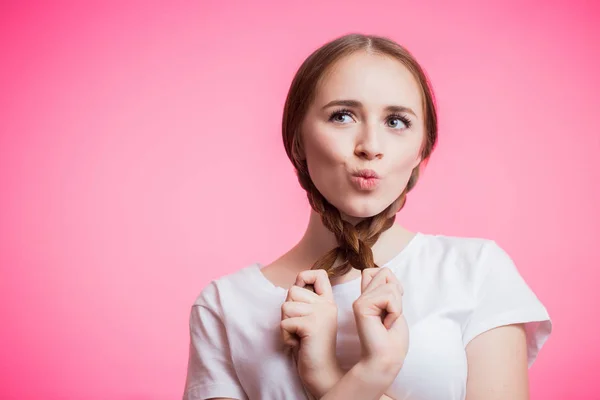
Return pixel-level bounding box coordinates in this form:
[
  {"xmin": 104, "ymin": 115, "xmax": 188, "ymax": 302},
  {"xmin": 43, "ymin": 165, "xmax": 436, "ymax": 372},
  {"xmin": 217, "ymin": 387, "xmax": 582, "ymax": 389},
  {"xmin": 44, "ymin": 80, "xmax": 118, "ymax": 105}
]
[{"xmin": 314, "ymin": 52, "xmax": 423, "ymax": 116}]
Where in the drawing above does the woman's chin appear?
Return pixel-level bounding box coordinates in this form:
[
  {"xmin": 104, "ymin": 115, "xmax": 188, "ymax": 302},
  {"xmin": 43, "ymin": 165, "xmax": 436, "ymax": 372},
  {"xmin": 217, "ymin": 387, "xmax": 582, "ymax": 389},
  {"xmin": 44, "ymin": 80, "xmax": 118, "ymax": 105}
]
[{"xmin": 337, "ymin": 202, "xmax": 388, "ymax": 221}]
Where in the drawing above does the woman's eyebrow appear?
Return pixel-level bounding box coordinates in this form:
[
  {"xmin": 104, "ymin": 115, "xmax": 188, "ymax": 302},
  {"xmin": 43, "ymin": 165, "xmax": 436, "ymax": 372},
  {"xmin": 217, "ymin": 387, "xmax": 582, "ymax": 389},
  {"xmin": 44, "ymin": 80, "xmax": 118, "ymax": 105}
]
[{"xmin": 321, "ymin": 99, "xmax": 417, "ymax": 117}]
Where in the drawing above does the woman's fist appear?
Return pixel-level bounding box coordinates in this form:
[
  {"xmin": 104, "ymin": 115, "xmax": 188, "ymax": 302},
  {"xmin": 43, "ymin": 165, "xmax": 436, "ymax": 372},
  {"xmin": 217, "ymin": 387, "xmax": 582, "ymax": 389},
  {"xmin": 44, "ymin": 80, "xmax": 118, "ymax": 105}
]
[
  {"xmin": 352, "ymin": 267, "xmax": 408, "ymax": 378},
  {"xmin": 280, "ymin": 269, "xmax": 342, "ymax": 397}
]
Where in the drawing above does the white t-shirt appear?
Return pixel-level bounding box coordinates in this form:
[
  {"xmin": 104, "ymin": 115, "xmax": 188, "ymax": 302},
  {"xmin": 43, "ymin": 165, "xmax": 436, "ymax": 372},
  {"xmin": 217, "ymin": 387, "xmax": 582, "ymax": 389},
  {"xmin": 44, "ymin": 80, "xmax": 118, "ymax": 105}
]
[{"xmin": 183, "ymin": 233, "xmax": 552, "ymax": 400}]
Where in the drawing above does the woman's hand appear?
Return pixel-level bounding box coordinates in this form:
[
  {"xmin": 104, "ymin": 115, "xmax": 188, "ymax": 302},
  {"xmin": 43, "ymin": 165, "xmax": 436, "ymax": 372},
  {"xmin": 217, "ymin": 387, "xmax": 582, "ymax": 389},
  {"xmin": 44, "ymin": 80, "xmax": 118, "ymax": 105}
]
[
  {"xmin": 352, "ymin": 267, "xmax": 409, "ymax": 384},
  {"xmin": 280, "ymin": 269, "xmax": 343, "ymax": 398}
]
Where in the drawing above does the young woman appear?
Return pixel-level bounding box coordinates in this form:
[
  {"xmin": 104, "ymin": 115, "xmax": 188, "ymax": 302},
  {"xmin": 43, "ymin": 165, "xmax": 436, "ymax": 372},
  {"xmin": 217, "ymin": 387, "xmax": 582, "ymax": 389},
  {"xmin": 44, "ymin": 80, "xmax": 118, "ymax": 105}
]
[{"xmin": 183, "ymin": 33, "xmax": 552, "ymax": 400}]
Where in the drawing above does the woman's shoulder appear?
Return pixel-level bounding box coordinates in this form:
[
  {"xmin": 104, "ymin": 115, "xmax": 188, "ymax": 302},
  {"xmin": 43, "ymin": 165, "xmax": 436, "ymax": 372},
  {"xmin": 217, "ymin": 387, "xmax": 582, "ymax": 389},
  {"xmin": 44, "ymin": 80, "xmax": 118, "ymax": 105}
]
[
  {"xmin": 188, "ymin": 263, "xmax": 285, "ymax": 338},
  {"xmin": 406, "ymin": 232, "xmax": 521, "ymax": 285},
  {"xmin": 191, "ymin": 263, "xmax": 266, "ymax": 309},
  {"xmin": 418, "ymin": 231, "xmax": 493, "ymax": 247},
  {"xmin": 413, "ymin": 232, "xmax": 503, "ymax": 263}
]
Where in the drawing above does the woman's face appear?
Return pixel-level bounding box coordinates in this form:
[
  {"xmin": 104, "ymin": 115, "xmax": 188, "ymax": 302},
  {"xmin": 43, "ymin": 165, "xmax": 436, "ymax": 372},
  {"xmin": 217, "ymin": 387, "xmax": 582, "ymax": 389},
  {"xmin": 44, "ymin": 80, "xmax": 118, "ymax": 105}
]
[{"xmin": 301, "ymin": 51, "xmax": 425, "ymax": 220}]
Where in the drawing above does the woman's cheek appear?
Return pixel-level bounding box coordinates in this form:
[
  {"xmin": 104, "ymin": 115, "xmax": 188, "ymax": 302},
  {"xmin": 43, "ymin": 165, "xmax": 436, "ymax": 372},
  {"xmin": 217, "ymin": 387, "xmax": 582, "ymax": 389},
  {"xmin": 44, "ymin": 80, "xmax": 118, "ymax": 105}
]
[{"xmin": 307, "ymin": 134, "xmax": 348, "ymax": 167}]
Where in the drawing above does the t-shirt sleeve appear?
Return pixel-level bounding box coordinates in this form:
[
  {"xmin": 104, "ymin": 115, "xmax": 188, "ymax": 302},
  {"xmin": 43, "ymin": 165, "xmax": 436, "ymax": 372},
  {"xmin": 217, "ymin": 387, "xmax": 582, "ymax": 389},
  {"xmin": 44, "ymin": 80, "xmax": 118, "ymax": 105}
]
[
  {"xmin": 183, "ymin": 282, "xmax": 248, "ymax": 400},
  {"xmin": 462, "ymin": 241, "xmax": 552, "ymax": 368}
]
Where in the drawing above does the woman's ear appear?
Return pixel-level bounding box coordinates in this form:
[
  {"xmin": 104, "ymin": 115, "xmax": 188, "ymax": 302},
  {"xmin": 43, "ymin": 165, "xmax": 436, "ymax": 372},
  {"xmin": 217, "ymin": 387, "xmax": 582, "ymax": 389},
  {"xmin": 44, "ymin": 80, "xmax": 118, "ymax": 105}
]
[
  {"xmin": 412, "ymin": 155, "xmax": 422, "ymax": 169},
  {"xmin": 293, "ymin": 135, "xmax": 306, "ymax": 161}
]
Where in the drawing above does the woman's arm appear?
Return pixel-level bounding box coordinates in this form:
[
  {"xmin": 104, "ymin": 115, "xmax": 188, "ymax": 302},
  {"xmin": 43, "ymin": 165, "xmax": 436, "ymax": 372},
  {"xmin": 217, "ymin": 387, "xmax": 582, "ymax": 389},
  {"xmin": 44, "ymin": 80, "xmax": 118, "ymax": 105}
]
[
  {"xmin": 465, "ymin": 323, "xmax": 530, "ymax": 400},
  {"xmin": 319, "ymin": 360, "xmax": 397, "ymax": 400}
]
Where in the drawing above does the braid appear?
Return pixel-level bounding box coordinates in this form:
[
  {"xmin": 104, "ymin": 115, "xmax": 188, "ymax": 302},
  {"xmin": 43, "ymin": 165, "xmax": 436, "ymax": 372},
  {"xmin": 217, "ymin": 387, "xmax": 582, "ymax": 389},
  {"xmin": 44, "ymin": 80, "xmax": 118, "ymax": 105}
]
[{"xmin": 297, "ymin": 163, "xmax": 420, "ymax": 279}]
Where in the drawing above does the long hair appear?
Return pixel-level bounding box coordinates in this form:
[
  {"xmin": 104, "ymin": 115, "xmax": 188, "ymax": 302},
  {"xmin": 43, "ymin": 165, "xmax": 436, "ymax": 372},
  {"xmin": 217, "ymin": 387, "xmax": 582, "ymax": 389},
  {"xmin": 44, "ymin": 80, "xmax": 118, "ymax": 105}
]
[{"xmin": 282, "ymin": 33, "xmax": 438, "ymax": 278}]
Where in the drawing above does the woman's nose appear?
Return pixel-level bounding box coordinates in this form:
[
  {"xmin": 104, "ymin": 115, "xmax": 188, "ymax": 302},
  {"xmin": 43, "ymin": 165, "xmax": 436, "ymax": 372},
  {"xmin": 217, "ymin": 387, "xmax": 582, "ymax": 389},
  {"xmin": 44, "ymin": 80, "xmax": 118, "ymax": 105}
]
[{"xmin": 354, "ymin": 125, "xmax": 383, "ymax": 160}]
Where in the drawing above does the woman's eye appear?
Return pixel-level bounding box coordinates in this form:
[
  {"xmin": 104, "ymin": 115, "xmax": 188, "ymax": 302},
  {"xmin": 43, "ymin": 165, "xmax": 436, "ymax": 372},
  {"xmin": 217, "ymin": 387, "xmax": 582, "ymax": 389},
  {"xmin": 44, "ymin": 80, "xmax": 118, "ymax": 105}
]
[
  {"xmin": 329, "ymin": 111, "xmax": 353, "ymax": 124},
  {"xmin": 387, "ymin": 116, "xmax": 411, "ymax": 130}
]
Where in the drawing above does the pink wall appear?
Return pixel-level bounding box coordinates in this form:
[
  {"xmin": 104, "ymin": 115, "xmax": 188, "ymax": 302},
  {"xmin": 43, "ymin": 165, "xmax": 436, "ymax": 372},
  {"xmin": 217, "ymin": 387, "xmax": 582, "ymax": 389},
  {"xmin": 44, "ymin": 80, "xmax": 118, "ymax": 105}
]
[{"xmin": 1, "ymin": 1, "xmax": 598, "ymax": 399}]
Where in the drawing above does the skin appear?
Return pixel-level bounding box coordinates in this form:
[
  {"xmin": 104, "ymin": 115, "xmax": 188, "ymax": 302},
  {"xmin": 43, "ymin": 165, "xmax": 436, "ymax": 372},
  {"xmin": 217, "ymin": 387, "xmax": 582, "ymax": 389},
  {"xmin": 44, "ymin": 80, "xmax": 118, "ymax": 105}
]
[
  {"xmin": 212, "ymin": 50, "xmax": 530, "ymax": 399},
  {"xmin": 281, "ymin": 267, "xmax": 407, "ymax": 399},
  {"xmin": 280, "ymin": 51, "xmax": 420, "ymax": 398},
  {"xmin": 264, "ymin": 49, "xmax": 427, "ymax": 289}
]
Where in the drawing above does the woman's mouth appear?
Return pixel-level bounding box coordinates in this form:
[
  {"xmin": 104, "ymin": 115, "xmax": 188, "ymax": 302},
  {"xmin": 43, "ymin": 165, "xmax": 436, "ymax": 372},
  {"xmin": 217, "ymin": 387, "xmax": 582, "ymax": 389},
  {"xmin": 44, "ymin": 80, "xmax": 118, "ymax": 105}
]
[{"xmin": 350, "ymin": 169, "xmax": 381, "ymax": 191}]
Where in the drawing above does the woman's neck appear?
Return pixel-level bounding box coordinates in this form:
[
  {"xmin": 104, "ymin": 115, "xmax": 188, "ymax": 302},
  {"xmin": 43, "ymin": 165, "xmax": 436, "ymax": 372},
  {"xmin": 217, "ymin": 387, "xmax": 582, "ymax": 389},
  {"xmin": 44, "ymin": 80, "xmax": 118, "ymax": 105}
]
[
  {"xmin": 294, "ymin": 209, "xmax": 414, "ymax": 272},
  {"xmin": 260, "ymin": 209, "xmax": 417, "ymax": 290}
]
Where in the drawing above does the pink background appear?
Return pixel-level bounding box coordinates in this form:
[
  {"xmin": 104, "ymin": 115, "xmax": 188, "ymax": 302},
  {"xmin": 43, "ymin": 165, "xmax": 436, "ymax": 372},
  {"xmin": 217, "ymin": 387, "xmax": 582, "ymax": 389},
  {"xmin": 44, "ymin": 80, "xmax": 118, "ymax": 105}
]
[{"xmin": 1, "ymin": 1, "xmax": 598, "ymax": 399}]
